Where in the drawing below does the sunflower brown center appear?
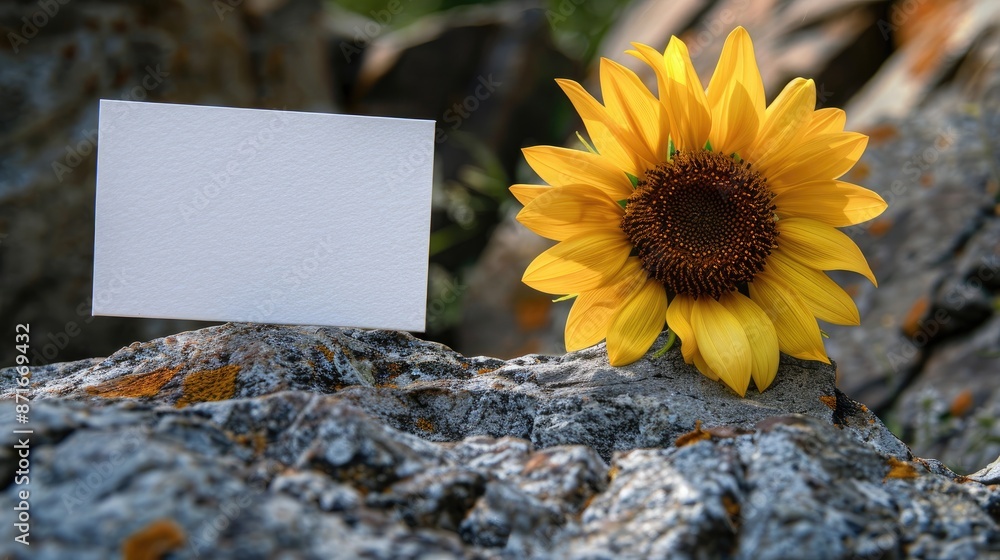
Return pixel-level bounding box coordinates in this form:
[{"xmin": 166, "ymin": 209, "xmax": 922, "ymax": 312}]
[{"xmin": 620, "ymin": 150, "xmax": 778, "ymax": 300}]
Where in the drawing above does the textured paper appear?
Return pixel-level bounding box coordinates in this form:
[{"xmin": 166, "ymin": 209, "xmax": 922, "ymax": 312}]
[{"xmin": 93, "ymin": 100, "xmax": 434, "ymax": 331}]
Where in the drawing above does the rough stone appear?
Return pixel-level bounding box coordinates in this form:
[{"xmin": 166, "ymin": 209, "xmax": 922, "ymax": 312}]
[{"xmin": 2, "ymin": 323, "xmax": 998, "ymax": 559}]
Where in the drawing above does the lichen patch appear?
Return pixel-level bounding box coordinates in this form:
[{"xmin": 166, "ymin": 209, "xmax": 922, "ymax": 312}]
[
  {"xmin": 121, "ymin": 519, "xmax": 185, "ymax": 560},
  {"xmin": 175, "ymin": 365, "xmax": 241, "ymax": 408},
  {"xmin": 86, "ymin": 366, "xmax": 181, "ymax": 399}
]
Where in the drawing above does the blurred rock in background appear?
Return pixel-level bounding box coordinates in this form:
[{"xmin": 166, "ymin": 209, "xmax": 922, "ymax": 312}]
[
  {"xmin": 0, "ymin": 0, "xmax": 337, "ymax": 367},
  {"xmin": 3, "ymin": 0, "xmax": 1000, "ymax": 471}
]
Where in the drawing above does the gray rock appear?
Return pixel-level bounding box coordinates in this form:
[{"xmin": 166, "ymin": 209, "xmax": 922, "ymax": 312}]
[
  {"xmin": 2, "ymin": 323, "xmax": 998, "ymax": 559},
  {"xmin": 894, "ymin": 314, "xmax": 1000, "ymax": 474}
]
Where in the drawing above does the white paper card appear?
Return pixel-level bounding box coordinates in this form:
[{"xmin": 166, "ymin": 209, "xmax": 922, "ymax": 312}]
[{"xmin": 93, "ymin": 100, "xmax": 434, "ymax": 331}]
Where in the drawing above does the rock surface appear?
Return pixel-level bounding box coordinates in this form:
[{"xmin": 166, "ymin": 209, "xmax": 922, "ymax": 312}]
[{"xmin": 2, "ymin": 323, "xmax": 999, "ymax": 559}]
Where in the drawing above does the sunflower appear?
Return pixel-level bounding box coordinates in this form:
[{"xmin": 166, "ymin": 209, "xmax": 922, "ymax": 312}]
[{"xmin": 511, "ymin": 27, "xmax": 886, "ymax": 396}]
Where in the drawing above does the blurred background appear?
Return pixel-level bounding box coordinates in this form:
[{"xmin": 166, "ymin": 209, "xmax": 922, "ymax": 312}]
[{"xmin": 2, "ymin": 0, "xmax": 1000, "ymax": 472}]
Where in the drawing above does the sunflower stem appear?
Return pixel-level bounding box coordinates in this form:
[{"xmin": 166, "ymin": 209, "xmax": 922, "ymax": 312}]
[
  {"xmin": 576, "ymin": 132, "xmax": 598, "ymax": 155},
  {"xmin": 651, "ymin": 330, "xmax": 677, "ymax": 358}
]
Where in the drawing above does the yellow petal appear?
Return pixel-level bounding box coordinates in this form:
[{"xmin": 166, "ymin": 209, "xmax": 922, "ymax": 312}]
[
  {"xmin": 606, "ymin": 276, "xmax": 667, "ymax": 365},
  {"xmin": 773, "ymin": 180, "xmax": 887, "ymax": 226},
  {"xmin": 804, "ymin": 107, "xmax": 846, "ymax": 137},
  {"xmin": 746, "ymin": 78, "xmax": 816, "ymax": 174},
  {"xmin": 522, "ymin": 146, "xmax": 634, "ymax": 201},
  {"xmin": 693, "ymin": 352, "xmax": 720, "ymax": 381},
  {"xmin": 666, "ymin": 294, "xmax": 699, "ymax": 363},
  {"xmin": 719, "ymin": 291, "xmax": 779, "ymax": 391},
  {"xmin": 556, "ymin": 79, "xmax": 653, "ymax": 176},
  {"xmin": 599, "ymin": 58, "xmax": 669, "ymax": 163},
  {"xmin": 565, "ymin": 258, "xmax": 647, "ymax": 351},
  {"xmin": 706, "ymin": 27, "xmax": 765, "ymax": 155},
  {"xmin": 766, "ymin": 132, "xmax": 868, "ymax": 187},
  {"xmin": 691, "ymin": 296, "xmax": 751, "ymax": 396},
  {"xmin": 766, "ymin": 251, "xmax": 860, "ymax": 326},
  {"xmin": 625, "ymin": 43, "xmax": 680, "ymax": 148},
  {"xmin": 776, "ymin": 217, "xmax": 877, "ymax": 285},
  {"xmin": 748, "ymin": 271, "xmax": 829, "ymax": 363},
  {"xmin": 517, "ymin": 184, "xmax": 624, "ymax": 241},
  {"xmin": 509, "ymin": 184, "xmax": 551, "ymax": 206},
  {"xmin": 712, "ymin": 84, "xmax": 760, "ymax": 157},
  {"xmin": 661, "ymin": 36, "xmax": 712, "ymax": 151},
  {"xmin": 523, "ymin": 229, "xmax": 631, "ymax": 294}
]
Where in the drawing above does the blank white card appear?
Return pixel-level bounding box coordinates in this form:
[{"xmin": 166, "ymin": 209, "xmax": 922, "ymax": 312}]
[{"xmin": 93, "ymin": 100, "xmax": 435, "ymax": 331}]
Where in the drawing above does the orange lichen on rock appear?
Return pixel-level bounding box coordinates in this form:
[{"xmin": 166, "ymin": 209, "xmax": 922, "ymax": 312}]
[
  {"xmin": 867, "ymin": 218, "xmax": 894, "ymax": 238},
  {"xmin": 375, "ymin": 362, "xmax": 405, "ymax": 387},
  {"xmin": 722, "ymin": 495, "xmax": 741, "ymax": 528},
  {"xmin": 819, "ymin": 395, "xmax": 838, "ymax": 410},
  {"xmin": 848, "ymin": 162, "xmax": 870, "ymax": 181},
  {"xmin": 515, "ymin": 297, "xmax": 551, "ymax": 330},
  {"xmin": 121, "ymin": 519, "xmax": 185, "ymax": 560},
  {"xmin": 317, "ymin": 344, "xmax": 337, "ymax": 363},
  {"xmin": 86, "ymin": 366, "xmax": 181, "ymax": 399},
  {"xmin": 885, "ymin": 457, "xmax": 920, "ymax": 481},
  {"xmin": 865, "ymin": 123, "xmax": 898, "ymax": 144},
  {"xmin": 675, "ymin": 420, "xmax": 712, "ymax": 448},
  {"xmin": 415, "ymin": 417, "xmax": 435, "ymax": 432},
  {"xmin": 901, "ymin": 296, "xmax": 930, "ymax": 339},
  {"xmin": 950, "ymin": 389, "xmax": 974, "ymax": 418},
  {"xmin": 175, "ymin": 365, "xmax": 241, "ymax": 408}
]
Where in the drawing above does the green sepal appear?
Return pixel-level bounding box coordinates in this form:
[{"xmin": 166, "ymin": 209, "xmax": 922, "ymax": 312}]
[
  {"xmin": 552, "ymin": 294, "xmax": 578, "ymax": 303},
  {"xmin": 626, "ymin": 173, "xmax": 639, "ymax": 189},
  {"xmin": 731, "ymin": 152, "xmax": 743, "ymax": 163},
  {"xmin": 576, "ymin": 132, "xmax": 598, "ymax": 155},
  {"xmin": 651, "ymin": 330, "xmax": 678, "ymax": 358},
  {"xmin": 703, "ymin": 140, "xmax": 713, "ymax": 151},
  {"xmin": 617, "ymin": 199, "xmax": 628, "ymax": 209},
  {"xmin": 667, "ymin": 136, "xmax": 676, "ymax": 159},
  {"xmin": 820, "ymin": 329, "xmax": 830, "ymax": 339}
]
